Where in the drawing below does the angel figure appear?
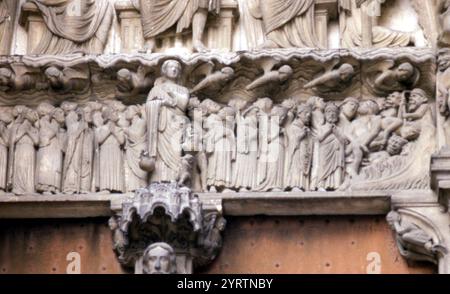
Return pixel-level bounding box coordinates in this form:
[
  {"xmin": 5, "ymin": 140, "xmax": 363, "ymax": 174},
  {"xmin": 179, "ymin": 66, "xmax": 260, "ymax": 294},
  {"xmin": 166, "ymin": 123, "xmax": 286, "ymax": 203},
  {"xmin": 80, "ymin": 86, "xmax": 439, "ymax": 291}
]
[
  {"xmin": 246, "ymin": 64, "xmax": 293, "ymax": 92},
  {"xmin": 116, "ymin": 65, "xmax": 154, "ymax": 97},
  {"xmin": 44, "ymin": 66, "xmax": 90, "ymax": 93},
  {"xmin": 190, "ymin": 66, "xmax": 235, "ymax": 95},
  {"xmin": 0, "ymin": 64, "xmax": 41, "ymax": 93},
  {"xmin": 304, "ymin": 63, "xmax": 356, "ymax": 94},
  {"xmin": 365, "ymin": 61, "xmax": 420, "ymax": 97}
]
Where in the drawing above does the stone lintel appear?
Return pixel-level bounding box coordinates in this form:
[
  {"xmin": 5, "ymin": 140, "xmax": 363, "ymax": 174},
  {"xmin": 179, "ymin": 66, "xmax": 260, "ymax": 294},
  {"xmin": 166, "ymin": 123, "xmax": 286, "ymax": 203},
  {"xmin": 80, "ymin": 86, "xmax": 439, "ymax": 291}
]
[{"xmin": 0, "ymin": 191, "xmax": 392, "ymax": 219}]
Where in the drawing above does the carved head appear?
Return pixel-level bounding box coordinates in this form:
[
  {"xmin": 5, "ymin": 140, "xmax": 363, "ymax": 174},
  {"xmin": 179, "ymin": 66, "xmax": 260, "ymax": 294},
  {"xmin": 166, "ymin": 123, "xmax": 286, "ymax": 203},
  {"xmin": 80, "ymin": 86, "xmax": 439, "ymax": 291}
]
[
  {"xmin": 281, "ymin": 98, "xmax": 296, "ymax": 111},
  {"xmin": 13, "ymin": 105, "xmax": 28, "ymax": 120},
  {"xmin": 386, "ymin": 92, "xmax": 403, "ymax": 108},
  {"xmin": 357, "ymin": 100, "xmax": 380, "ymax": 116},
  {"xmin": 396, "ymin": 63, "xmax": 415, "ymax": 82},
  {"xmin": 117, "ymin": 68, "xmax": 132, "ymax": 84},
  {"xmin": 297, "ymin": 103, "xmax": 313, "ymax": 126},
  {"xmin": 255, "ymin": 98, "xmax": 273, "ymax": 113},
  {"xmin": 201, "ymin": 99, "xmax": 222, "ymax": 114},
  {"xmin": 0, "ymin": 67, "xmax": 13, "ymax": 87},
  {"xmin": 161, "ymin": 60, "xmax": 182, "ymax": 80},
  {"xmin": 126, "ymin": 105, "xmax": 141, "ymax": 121},
  {"xmin": 26, "ymin": 109, "xmax": 39, "ymax": 123},
  {"xmin": 142, "ymin": 243, "xmax": 177, "ymax": 274},
  {"xmin": 219, "ymin": 106, "xmax": 236, "ymax": 122},
  {"xmin": 278, "ymin": 65, "xmax": 293, "ymax": 82},
  {"xmin": 37, "ymin": 102, "xmax": 55, "ymax": 117},
  {"xmin": 271, "ymin": 105, "xmax": 288, "ymax": 120},
  {"xmin": 340, "ymin": 97, "xmax": 359, "ymax": 120},
  {"xmin": 307, "ymin": 96, "xmax": 325, "ymax": 111},
  {"xmin": 387, "ymin": 135, "xmax": 408, "ymax": 156},
  {"xmin": 221, "ymin": 67, "xmax": 235, "ymax": 80},
  {"xmin": 409, "ymin": 89, "xmax": 428, "ymax": 112},
  {"xmin": 45, "ymin": 66, "xmax": 63, "ymax": 87},
  {"xmin": 0, "ymin": 108, "xmax": 13, "ymax": 124},
  {"xmin": 92, "ymin": 111, "xmax": 104, "ymax": 127},
  {"xmin": 386, "ymin": 211, "xmax": 401, "ymax": 228},
  {"xmin": 324, "ymin": 103, "xmax": 339, "ymax": 124},
  {"xmin": 52, "ymin": 108, "xmax": 65, "ymax": 125},
  {"xmin": 60, "ymin": 101, "xmax": 78, "ymax": 114},
  {"xmin": 182, "ymin": 154, "xmax": 195, "ymax": 167},
  {"xmin": 338, "ymin": 64, "xmax": 355, "ymax": 82}
]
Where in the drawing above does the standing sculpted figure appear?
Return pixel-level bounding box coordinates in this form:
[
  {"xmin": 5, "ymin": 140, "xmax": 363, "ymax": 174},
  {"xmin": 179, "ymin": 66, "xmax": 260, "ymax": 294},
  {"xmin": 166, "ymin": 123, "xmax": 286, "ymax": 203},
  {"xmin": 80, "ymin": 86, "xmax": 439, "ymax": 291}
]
[
  {"xmin": 255, "ymin": 98, "xmax": 273, "ymax": 187},
  {"xmin": 206, "ymin": 107, "xmax": 236, "ymax": 192},
  {"xmin": 124, "ymin": 105, "xmax": 148, "ymax": 192},
  {"xmin": 36, "ymin": 103, "xmax": 65, "ymax": 194},
  {"xmin": 256, "ymin": 105, "xmax": 288, "ymax": 192},
  {"xmin": 307, "ymin": 96, "xmax": 326, "ymax": 190},
  {"xmin": 95, "ymin": 108, "xmax": 125, "ymax": 193},
  {"xmin": 0, "ymin": 108, "xmax": 12, "ymax": 193},
  {"xmin": 8, "ymin": 106, "xmax": 39, "ymax": 195},
  {"xmin": 317, "ymin": 103, "xmax": 349, "ymax": 191},
  {"xmin": 285, "ymin": 104, "xmax": 314, "ymax": 192},
  {"xmin": 233, "ymin": 102, "xmax": 258, "ymax": 192},
  {"xmin": 146, "ymin": 60, "xmax": 191, "ymax": 183},
  {"xmin": 139, "ymin": 0, "xmax": 220, "ymax": 52},
  {"xmin": 61, "ymin": 102, "xmax": 86, "ymax": 194}
]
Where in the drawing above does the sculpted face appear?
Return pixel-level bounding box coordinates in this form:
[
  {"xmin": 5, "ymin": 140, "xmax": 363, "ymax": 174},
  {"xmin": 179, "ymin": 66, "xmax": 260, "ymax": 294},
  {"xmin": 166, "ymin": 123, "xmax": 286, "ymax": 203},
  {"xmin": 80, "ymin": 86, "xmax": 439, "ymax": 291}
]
[
  {"xmin": 143, "ymin": 245, "xmax": 175, "ymax": 274},
  {"xmin": 0, "ymin": 68, "xmax": 12, "ymax": 86},
  {"xmin": 396, "ymin": 63, "xmax": 414, "ymax": 82},
  {"xmin": 339, "ymin": 64, "xmax": 354, "ymax": 82},
  {"xmin": 386, "ymin": 92, "xmax": 402, "ymax": 108},
  {"xmin": 409, "ymin": 89, "xmax": 427, "ymax": 112},
  {"xmin": 297, "ymin": 107, "xmax": 312, "ymax": 126},
  {"xmin": 325, "ymin": 105, "xmax": 339, "ymax": 124},
  {"xmin": 341, "ymin": 100, "xmax": 358, "ymax": 119},
  {"xmin": 163, "ymin": 60, "xmax": 181, "ymax": 80}
]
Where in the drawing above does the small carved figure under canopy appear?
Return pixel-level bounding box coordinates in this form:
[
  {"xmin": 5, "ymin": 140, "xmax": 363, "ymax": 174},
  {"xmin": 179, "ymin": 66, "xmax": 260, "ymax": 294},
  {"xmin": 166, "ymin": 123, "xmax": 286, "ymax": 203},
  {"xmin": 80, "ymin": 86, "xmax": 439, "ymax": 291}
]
[{"xmin": 387, "ymin": 211, "xmax": 448, "ymax": 264}]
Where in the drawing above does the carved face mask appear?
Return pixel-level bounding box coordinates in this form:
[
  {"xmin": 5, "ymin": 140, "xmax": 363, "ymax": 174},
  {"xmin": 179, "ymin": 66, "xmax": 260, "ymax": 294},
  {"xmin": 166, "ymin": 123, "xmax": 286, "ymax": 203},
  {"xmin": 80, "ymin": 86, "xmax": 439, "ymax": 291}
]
[{"xmin": 144, "ymin": 246, "xmax": 173, "ymax": 274}]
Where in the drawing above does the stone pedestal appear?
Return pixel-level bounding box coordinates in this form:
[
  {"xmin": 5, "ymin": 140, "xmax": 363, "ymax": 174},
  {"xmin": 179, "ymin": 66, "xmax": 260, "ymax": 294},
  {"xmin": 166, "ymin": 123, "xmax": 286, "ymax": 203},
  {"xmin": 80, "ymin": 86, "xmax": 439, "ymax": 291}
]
[{"xmin": 115, "ymin": 0, "xmax": 144, "ymax": 53}]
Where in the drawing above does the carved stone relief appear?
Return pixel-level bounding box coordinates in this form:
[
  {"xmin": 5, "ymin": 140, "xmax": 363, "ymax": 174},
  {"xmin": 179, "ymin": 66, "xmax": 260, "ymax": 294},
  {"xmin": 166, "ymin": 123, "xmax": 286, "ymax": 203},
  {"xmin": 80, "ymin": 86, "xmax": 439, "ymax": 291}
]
[
  {"xmin": 110, "ymin": 182, "xmax": 225, "ymax": 274},
  {"xmin": 0, "ymin": 50, "xmax": 437, "ymax": 195}
]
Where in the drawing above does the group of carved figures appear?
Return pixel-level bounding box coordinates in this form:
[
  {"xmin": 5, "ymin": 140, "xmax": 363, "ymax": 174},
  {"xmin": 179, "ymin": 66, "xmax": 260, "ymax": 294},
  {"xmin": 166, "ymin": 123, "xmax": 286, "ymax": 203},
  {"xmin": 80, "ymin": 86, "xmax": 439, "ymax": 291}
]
[
  {"xmin": 0, "ymin": 100, "xmax": 148, "ymax": 195},
  {"xmin": 0, "ymin": 0, "xmax": 442, "ymax": 56},
  {"xmin": 0, "ymin": 59, "xmax": 432, "ymax": 195}
]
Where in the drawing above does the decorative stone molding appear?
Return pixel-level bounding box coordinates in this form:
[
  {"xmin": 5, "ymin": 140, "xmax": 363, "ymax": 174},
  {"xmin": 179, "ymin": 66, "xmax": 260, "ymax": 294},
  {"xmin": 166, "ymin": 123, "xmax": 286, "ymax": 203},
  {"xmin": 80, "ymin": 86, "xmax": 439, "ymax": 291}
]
[{"xmin": 109, "ymin": 182, "xmax": 225, "ymax": 274}]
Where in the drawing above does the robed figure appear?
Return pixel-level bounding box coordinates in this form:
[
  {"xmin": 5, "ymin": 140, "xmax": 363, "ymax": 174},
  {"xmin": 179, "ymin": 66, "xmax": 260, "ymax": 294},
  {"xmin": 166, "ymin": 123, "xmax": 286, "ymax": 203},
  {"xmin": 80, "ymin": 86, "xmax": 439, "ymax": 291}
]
[
  {"xmin": 146, "ymin": 60, "xmax": 190, "ymax": 182},
  {"xmin": 250, "ymin": 0, "xmax": 322, "ymax": 48}
]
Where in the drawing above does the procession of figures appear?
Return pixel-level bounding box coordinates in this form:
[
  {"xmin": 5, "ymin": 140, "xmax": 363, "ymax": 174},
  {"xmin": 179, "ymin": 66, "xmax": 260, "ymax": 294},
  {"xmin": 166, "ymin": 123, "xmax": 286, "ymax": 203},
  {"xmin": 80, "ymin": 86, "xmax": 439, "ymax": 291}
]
[{"xmin": 0, "ymin": 58, "xmax": 433, "ymax": 195}]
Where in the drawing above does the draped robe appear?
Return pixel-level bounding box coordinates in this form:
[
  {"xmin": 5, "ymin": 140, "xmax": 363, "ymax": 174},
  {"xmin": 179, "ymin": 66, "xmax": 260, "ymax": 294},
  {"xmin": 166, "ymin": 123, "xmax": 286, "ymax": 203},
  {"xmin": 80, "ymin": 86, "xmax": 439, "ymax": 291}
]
[
  {"xmin": 259, "ymin": 0, "xmax": 321, "ymax": 48},
  {"xmin": 146, "ymin": 77, "xmax": 190, "ymax": 182},
  {"xmin": 140, "ymin": 0, "xmax": 219, "ymax": 39},
  {"xmin": 28, "ymin": 0, "xmax": 114, "ymax": 54},
  {"xmin": 125, "ymin": 118, "xmax": 147, "ymax": 192}
]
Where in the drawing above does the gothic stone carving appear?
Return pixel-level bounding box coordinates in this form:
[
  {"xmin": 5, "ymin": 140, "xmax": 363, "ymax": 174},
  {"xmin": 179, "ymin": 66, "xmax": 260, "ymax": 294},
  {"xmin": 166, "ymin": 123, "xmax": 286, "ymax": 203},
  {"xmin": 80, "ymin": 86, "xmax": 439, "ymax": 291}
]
[
  {"xmin": 0, "ymin": 50, "xmax": 437, "ymax": 195},
  {"xmin": 387, "ymin": 211, "xmax": 448, "ymax": 266},
  {"xmin": 110, "ymin": 182, "xmax": 225, "ymax": 274}
]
